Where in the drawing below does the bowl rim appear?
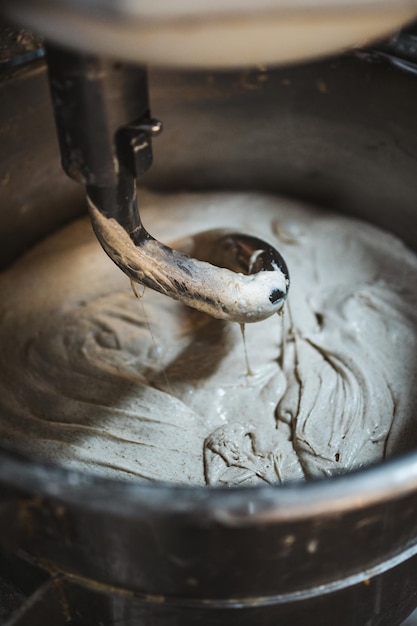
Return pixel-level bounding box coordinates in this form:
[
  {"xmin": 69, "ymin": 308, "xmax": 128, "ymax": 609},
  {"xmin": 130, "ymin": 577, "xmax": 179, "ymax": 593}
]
[{"xmin": 1, "ymin": 443, "xmax": 417, "ymax": 524}]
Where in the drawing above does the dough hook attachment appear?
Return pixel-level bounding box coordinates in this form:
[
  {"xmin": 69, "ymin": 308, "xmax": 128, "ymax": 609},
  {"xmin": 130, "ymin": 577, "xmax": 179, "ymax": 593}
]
[
  {"xmin": 46, "ymin": 45, "xmax": 289, "ymax": 323},
  {"xmin": 87, "ymin": 182, "xmax": 289, "ymax": 323}
]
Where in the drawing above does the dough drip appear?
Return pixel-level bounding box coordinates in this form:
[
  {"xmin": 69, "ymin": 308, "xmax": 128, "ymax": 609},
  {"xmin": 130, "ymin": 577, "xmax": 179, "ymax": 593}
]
[{"xmin": 0, "ymin": 191, "xmax": 416, "ymax": 486}]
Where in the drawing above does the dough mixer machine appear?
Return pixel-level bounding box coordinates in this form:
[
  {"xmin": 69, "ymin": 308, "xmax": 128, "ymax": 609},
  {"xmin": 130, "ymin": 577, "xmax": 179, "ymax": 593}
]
[{"xmin": 2, "ymin": 2, "xmax": 417, "ymax": 625}]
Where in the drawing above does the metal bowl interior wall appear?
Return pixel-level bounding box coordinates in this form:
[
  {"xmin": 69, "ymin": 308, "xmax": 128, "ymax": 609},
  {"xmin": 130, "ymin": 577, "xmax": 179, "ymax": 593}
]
[{"xmin": 1, "ymin": 48, "xmax": 417, "ymax": 625}]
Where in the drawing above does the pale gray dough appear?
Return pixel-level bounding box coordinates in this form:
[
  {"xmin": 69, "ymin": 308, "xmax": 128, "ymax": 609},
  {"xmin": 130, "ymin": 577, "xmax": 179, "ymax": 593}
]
[{"xmin": 0, "ymin": 191, "xmax": 416, "ymax": 486}]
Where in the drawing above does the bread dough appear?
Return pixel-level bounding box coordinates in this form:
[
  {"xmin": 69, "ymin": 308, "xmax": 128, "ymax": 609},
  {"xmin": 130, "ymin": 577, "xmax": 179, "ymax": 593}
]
[{"xmin": 0, "ymin": 191, "xmax": 416, "ymax": 486}]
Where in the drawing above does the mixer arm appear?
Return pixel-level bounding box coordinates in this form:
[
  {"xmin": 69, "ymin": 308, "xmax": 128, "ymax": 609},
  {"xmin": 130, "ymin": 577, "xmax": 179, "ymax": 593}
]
[
  {"xmin": 45, "ymin": 45, "xmax": 289, "ymax": 323},
  {"xmin": 45, "ymin": 45, "xmax": 155, "ymax": 193}
]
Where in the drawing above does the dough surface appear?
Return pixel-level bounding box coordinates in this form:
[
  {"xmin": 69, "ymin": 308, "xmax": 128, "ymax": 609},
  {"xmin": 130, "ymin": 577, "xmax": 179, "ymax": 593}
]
[{"xmin": 0, "ymin": 191, "xmax": 417, "ymax": 485}]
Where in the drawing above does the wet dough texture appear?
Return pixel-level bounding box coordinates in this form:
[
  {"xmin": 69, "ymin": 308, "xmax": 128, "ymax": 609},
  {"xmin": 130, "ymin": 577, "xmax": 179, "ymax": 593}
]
[{"xmin": 0, "ymin": 191, "xmax": 416, "ymax": 485}]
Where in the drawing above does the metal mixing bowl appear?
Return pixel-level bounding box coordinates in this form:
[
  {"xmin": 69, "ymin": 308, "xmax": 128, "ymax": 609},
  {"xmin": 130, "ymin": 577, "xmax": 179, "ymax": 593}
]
[{"xmin": 2, "ymin": 38, "xmax": 417, "ymax": 625}]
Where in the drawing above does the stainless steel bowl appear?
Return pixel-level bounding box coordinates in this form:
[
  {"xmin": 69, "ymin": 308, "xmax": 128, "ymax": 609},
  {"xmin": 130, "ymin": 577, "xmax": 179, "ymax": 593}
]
[{"xmin": 2, "ymin": 41, "xmax": 417, "ymax": 625}]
